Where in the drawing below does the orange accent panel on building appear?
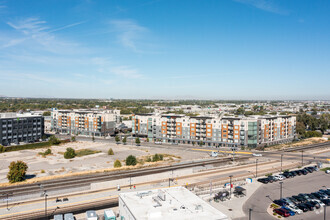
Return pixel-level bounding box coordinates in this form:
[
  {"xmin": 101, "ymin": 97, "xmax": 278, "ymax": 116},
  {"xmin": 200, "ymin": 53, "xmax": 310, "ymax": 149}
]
[
  {"xmin": 206, "ymin": 123, "xmax": 213, "ymax": 137},
  {"xmin": 234, "ymin": 125, "xmax": 240, "ymax": 139},
  {"xmin": 190, "ymin": 123, "xmax": 196, "ymax": 136},
  {"xmin": 221, "ymin": 124, "xmax": 228, "ymax": 138},
  {"xmin": 176, "ymin": 122, "xmax": 182, "ymax": 136},
  {"xmin": 161, "ymin": 121, "xmax": 167, "ymax": 134}
]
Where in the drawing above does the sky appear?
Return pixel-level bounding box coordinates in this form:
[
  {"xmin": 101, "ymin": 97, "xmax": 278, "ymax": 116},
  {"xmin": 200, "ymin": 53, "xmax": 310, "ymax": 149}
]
[{"xmin": 0, "ymin": 0, "xmax": 329, "ymax": 100}]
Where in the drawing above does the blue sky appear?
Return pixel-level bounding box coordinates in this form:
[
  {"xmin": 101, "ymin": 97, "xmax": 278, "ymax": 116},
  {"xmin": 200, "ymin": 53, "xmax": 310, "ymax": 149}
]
[{"xmin": 0, "ymin": 0, "xmax": 329, "ymax": 100}]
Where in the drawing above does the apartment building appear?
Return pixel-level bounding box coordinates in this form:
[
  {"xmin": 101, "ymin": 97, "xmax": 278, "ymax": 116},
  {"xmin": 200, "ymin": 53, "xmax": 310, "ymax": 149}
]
[
  {"xmin": 132, "ymin": 114, "xmax": 296, "ymax": 148},
  {"xmin": 51, "ymin": 109, "xmax": 120, "ymax": 136},
  {"xmin": 0, "ymin": 113, "xmax": 44, "ymax": 146}
]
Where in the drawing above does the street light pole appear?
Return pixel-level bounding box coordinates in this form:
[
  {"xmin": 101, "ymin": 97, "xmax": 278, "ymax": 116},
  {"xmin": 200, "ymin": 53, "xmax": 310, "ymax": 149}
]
[
  {"xmin": 279, "ymin": 182, "xmax": 283, "ymax": 199},
  {"xmin": 280, "ymin": 154, "xmax": 283, "ymax": 172},
  {"xmin": 249, "ymin": 208, "xmax": 252, "ymax": 220},
  {"xmin": 229, "ymin": 175, "xmax": 233, "ymax": 199},
  {"xmin": 301, "ymin": 150, "xmax": 304, "ymax": 166},
  {"xmin": 45, "ymin": 192, "xmax": 47, "ymax": 220},
  {"xmin": 256, "ymin": 159, "xmax": 258, "ymax": 178},
  {"xmin": 324, "ymin": 205, "xmax": 326, "ymax": 220}
]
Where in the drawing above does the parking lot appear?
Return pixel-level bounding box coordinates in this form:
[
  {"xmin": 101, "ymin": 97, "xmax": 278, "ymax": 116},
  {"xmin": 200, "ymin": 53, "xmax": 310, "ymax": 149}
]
[{"xmin": 241, "ymin": 169, "xmax": 329, "ymax": 220}]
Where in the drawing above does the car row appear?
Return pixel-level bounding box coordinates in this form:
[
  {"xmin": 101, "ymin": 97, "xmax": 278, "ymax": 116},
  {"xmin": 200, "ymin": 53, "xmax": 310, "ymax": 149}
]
[
  {"xmin": 257, "ymin": 166, "xmax": 318, "ymax": 184},
  {"xmin": 273, "ymin": 188, "xmax": 330, "ymax": 217}
]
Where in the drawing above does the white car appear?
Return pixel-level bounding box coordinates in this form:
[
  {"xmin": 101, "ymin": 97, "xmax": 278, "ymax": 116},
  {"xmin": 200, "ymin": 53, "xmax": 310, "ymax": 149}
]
[
  {"xmin": 326, "ymin": 169, "xmax": 330, "ymax": 174},
  {"xmin": 252, "ymin": 153, "xmax": 262, "ymax": 157},
  {"xmin": 288, "ymin": 204, "xmax": 303, "ymax": 214},
  {"xmin": 274, "ymin": 175, "xmax": 284, "ymax": 181}
]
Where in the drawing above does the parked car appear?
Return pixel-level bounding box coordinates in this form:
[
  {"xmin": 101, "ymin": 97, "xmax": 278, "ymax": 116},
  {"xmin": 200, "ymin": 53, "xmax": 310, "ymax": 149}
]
[
  {"xmin": 326, "ymin": 169, "xmax": 330, "ymax": 174},
  {"xmin": 86, "ymin": 210, "xmax": 98, "ymax": 220},
  {"xmin": 54, "ymin": 214, "xmax": 64, "ymax": 220},
  {"xmin": 274, "ymin": 208, "xmax": 290, "ymax": 217},
  {"xmin": 289, "ymin": 171, "xmax": 297, "ymax": 177},
  {"xmin": 312, "ymin": 192, "xmax": 327, "ymax": 200},
  {"xmin": 309, "ymin": 200, "xmax": 321, "ymax": 209},
  {"xmin": 281, "ymin": 207, "xmax": 295, "ymax": 216},
  {"xmin": 274, "ymin": 175, "xmax": 284, "ymax": 181},
  {"xmin": 318, "ymin": 190, "xmax": 329, "ymax": 199},
  {"xmin": 257, "ymin": 178, "xmax": 270, "ymax": 184},
  {"xmin": 292, "ymin": 195, "xmax": 307, "ymax": 203},
  {"xmin": 319, "ymin": 189, "xmax": 330, "ymax": 196},
  {"xmin": 304, "ymin": 167, "xmax": 313, "ymax": 173},
  {"xmin": 303, "ymin": 202, "xmax": 315, "ymax": 211},
  {"xmin": 287, "ymin": 204, "xmax": 303, "ymax": 214},
  {"xmin": 274, "ymin": 200, "xmax": 288, "ymax": 206},
  {"xmin": 282, "ymin": 172, "xmax": 293, "ymax": 178},
  {"xmin": 282, "ymin": 198, "xmax": 295, "ymax": 206},
  {"xmin": 320, "ymin": 199, "xmax": 330, "ymax": 206},
  {"xmin": 267, "ymin": 176, "xmax": 277, "ymax": 182},
  {"xmin": 289, "ymin": 197, "xmax": 300, "ymax": 205},
  {"xmin": 291, "ymin": 170, "xmax": 300, "ymax": 176},
  {"xmin": 300, "ymin": 169, "xmax": 308, "ymax": 175},
  {"xmin": 297, "ymin": 203, "xmax": 309, "ymax": 212}
]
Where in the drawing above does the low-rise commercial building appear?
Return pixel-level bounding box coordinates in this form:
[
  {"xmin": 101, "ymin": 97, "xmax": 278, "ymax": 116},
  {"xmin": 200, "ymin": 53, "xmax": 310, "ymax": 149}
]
[
  {"xmin": 132, "ymin": 114, "xmax": 296, "ymax": 148},
  {"xmin": 119, "ymin": 186, "xmax": 229, "ymax": 220},
  {"xmin": 51, "ymin": 109, "xmax": 120, "ymax": 136},
  {"xmin": 0, "ymin": 113, "xmax": 44, "ymax": 146}
]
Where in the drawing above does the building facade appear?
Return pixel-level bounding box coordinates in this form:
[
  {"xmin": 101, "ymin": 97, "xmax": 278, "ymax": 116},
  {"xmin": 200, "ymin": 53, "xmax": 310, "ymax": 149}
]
[
  {"xmin": 0, "ymin": 113, "xmax": 44, "ymax": 146},
  {"xmin": 132, "ymin": 114, "xmax": 296, "ymax": 148},
  {"xmin": 51, "ymin": 109, "xmax": 120, "ymax": 136}
]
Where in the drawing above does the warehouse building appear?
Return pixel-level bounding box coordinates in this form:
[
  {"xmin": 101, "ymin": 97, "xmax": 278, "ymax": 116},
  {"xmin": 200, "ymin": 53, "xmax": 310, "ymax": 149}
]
[
  {"xmin": 119, "ymin": 186, "xmax": 229, "ymax": 220},
  {"xmin": 132, "ymin": 114, "xmax": 296, "ymax": 148},
  {"xmin": 51, "ymin": 109, "xmax": 120, "ymax": 136},
  {"xmin": 0, "ymin": 113, "xmax": 44, "ymax": 146}
]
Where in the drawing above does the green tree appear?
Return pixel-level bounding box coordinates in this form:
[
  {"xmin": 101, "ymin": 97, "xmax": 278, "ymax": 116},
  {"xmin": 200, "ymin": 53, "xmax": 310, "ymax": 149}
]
[
  {"xmin": 49, "ymin": 135, "xmax": 60, "ymax": 145},
  {"xmin": 114, "ymin": 159, "xmax": 122, "ymax": 168},
  {"xmin": 115, "ymin": 136, "xmax": 120, "ymax": 143},
  {"xmin": 7, "ymin": 161, "xmax": 28, "ymax": 183},
  {"xmin": 146, "ymin": 138, "xmax": 149, "ymax": 142},
  {"xmin": 122, "ymin": 136, "xmax": 127, "ymax": 145},
  {"xmin": 108, "ymin": 148, "xmax": 114, "ymax": 155},
  {"xmin": 71, "ymin": 136, "xmax": 76, "ymax": 142},
  {"xmin": 135, "ymin": 137, "xmax": 141, "ymax": 146},
  {"xmin": 199, "ymin": 141, "xmax": 204, "ymax": 146},
  {"xmin": 42, "ymin": 111, "xmax": 51, "ymax": 116},
  {"xmin": 64, "ymin": 147, "xmax": 76, "ymax": 159},
  {"xmin": 126, "ymin": 155, "xmax": 137, "ymax": 166},
  {"xmin": 92, "ymin": 135, "xmax": 95, "ymax": 142},
  {"xmin": 236, "ymin": 107, "xmax": 245, "ymax": 115},
  {"xmin": 41, "ymin": 135, "xmax": 47, "ymax": 141},
  {"xmin": 296, "ymin": 122, "xmax": 306, "ymax": 137}
]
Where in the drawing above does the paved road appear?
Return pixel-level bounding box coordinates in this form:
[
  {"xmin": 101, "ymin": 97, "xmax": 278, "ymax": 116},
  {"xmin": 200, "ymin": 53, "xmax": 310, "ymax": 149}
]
[{"xmin": 237, "ymin": 171, "xmax": 329, "ymax": 220}]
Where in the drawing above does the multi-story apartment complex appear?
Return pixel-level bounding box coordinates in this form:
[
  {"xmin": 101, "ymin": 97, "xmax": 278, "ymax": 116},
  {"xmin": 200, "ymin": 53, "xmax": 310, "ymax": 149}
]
[
  {"xmin": 132, "ymin": 114, "xmax": 296, "ymax": 148},
  {"xmin": 0, "ymin": 113, "xmax": 44, "ymax": 146},
  {"xmin": 51, "ymin": 109, "xmax": 120, "ymax": 136}
]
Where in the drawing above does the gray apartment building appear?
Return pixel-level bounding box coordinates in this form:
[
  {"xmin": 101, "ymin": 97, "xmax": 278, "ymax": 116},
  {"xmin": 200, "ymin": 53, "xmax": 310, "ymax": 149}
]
[{"xmin": 0, "ymin": 113, "xmax": 44, "ymax": 146}]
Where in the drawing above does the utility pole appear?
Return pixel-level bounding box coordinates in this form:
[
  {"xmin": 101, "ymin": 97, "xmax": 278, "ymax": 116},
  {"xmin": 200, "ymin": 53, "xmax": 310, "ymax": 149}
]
[
  {"xmin": 301, "ymin": 150, "xmax": 304, "ymax": 166},
  {"xmin": 324, "ymin": 205, "xmax": 326, "ymax": 220},
  {"xmin": 280, "ymin": 154, "xmax": 283, "ymax": 172},
  {"xmin": 256, "ymin": 159, "xmax": 258, "ymax": 178},
  {"xmin": 229, "ymin": 175, "xmax": 233, "ymax": 199},
  {"xmin": 279, "ymin": 182, "xmax": 283, "ymax": 199},
  {"xmin": 38, "ymin": 184, "xmax": 48, "ymax": 220},
  {"xmin": 129, "ymin": 177, "xmax": 132, "ymax": 189},
  {"xmin": 249, "ymin": 208, "xmax": 252, "ymax": 220}
]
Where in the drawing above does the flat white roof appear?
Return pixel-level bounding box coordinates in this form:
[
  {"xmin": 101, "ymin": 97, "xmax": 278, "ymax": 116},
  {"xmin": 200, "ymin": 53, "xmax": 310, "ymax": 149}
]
[
  {"xmin": 119, "ymin": 186, "xmax": 229, "ymax": 220},
  {"xmin": 0, "ymin": 113, "xmax": 42, "ymax": 119}
]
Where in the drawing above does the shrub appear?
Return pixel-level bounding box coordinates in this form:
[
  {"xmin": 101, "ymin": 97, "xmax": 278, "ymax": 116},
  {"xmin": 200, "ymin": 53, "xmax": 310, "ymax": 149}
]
[
  {"xmin": 135, "ymin": 138, "xmax": 141, "ymax": 145},
  {"xmin": 49, "ymin": 135, "xmax": 60, "ymax": 145},
  {"xmin": 126, "ymin": 155, "xmax": 137, "ymax": 166},
  {"xmin": 75, "ymin": 149, "xmax": 101, "ymax": 157},
  {"xmin": 159, "ymin": 154, "xmax": 164, "ymax": 161},
  {"xmin": 265, "ymin": 173, "xmax": 272, "ymax": 177},
  {"xmin": 146, "ymin": 138, "xmax": 149, "ymax": 142},
  {"xmin": 64, "ymin": 147, "xmax": 76, "ymax": 159},
  {"xmin": 71, "ymin": 136, "xmax": 76, "ymax": 142},
  {"xmin": 7, "ymin": 161, "xmax": 28, "ymax": 183},
  {"xmin": 108, "ymin": 148, "xmax": 114, "ymax": 155},
  {"xmin": 41, "ymin": 169, "xmax": 45, "ymax": 173},
  {"xmin": 114, "ymin": 159, "xmax": 122, "ymax": 168},
  {"xmin": 115, "ymin": 136, "xmax": 120, "ymax": 143},
  {"xmin": 45, "ymin": 149, "xmax": 51, "ymax": 155},
  {"xmin": 146, "ymin": 157, "xmax": 152, "ymax": 162},
  {"xmin": 241, "ymin": 146, "xmax": 245, "ymax": 150},
  {"xmin": 122, "ymin": 137, "xmax": 127, "ymax": 145},
  {"xmin": 0, "ymin": 145, "xmax": 5, "ymax": 153},
  {"xmin": 153, "ymin": 154, "xmax": 160, "ymax": 162}
]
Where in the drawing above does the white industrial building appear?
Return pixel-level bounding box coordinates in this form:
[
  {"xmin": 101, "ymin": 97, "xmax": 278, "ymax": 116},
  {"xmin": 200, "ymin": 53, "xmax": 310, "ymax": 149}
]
[{"xmin": 119, "ymin": 186, "xmax": 229, "ymax": 220}]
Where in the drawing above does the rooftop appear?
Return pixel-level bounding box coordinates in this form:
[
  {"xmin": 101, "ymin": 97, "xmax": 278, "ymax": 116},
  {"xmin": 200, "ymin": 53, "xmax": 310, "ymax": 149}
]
[
  {"xmin": 119, "ymin": 186, "xmax": 229, "ymax": 220},
  {"xmin": 0, "ymin": 113, "xmax": 42, "ymax": 119}
]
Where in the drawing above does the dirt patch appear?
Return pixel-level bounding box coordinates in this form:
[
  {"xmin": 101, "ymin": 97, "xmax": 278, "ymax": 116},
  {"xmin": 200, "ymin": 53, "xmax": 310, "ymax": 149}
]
[{"xmin": 266, "ymin": 138, "xmax": 327, "ymax": 151}]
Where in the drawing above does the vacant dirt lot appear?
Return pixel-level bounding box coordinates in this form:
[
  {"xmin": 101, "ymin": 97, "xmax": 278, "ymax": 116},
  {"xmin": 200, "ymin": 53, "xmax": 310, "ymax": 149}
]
[{"xmin": 0, "ymin": 141, "xmax": 209, "ymax": 183}]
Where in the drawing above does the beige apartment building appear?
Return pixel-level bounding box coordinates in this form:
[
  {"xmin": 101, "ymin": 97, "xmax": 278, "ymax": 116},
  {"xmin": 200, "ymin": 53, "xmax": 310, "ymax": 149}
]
[{"xmin": 132, "ymin": 114, "xmax": 296, "ymax": 148}]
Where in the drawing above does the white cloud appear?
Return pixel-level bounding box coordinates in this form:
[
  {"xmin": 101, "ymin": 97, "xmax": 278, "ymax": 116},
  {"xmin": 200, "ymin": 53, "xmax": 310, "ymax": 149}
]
[
  {"xmin": 110, "ymin": 19, "xmax": 148, "ymax": 52},
  {"xmin": 234, "ymin": 0, "xmax": 288, "ymax": 15},
  {"xmin": 110, "ymin": 66, "xmax": 142, "ymax": 79}
]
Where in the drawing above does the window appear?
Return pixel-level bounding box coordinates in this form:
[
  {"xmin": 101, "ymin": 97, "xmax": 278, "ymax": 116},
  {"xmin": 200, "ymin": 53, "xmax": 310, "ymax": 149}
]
[
  {"xmin": 235, "ymin": 130, "xmax": 238, "ymax": 134},
  {"xmin": 207, "ymin": 129, "xmax": 211, "ymax": 132},
  {"xmin": 191, "ymin": 128, "xmax": 195, "ymax": 131},
  {"xmin": 207, "ymin": 124, "xmax": 211, "ymax": 128}
]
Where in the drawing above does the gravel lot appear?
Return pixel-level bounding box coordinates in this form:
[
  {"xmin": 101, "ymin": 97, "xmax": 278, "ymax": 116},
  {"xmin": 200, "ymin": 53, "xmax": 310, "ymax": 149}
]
[{"xmin": 0, "ymin": 141, "xmax": 210, "ymax": 183}]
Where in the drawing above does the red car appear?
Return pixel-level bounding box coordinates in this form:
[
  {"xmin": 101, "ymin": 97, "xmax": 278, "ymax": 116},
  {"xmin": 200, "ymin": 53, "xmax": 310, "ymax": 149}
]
[{"xmin": 274, "ymin": 208, "xmax": 290, "ymax": 217}]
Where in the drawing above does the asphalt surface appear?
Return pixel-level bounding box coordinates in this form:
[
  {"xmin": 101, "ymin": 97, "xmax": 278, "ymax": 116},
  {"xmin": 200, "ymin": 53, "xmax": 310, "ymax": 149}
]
[{"xmin": 238, "ymin": 171, "xmax": 330, "ymax": 220}]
